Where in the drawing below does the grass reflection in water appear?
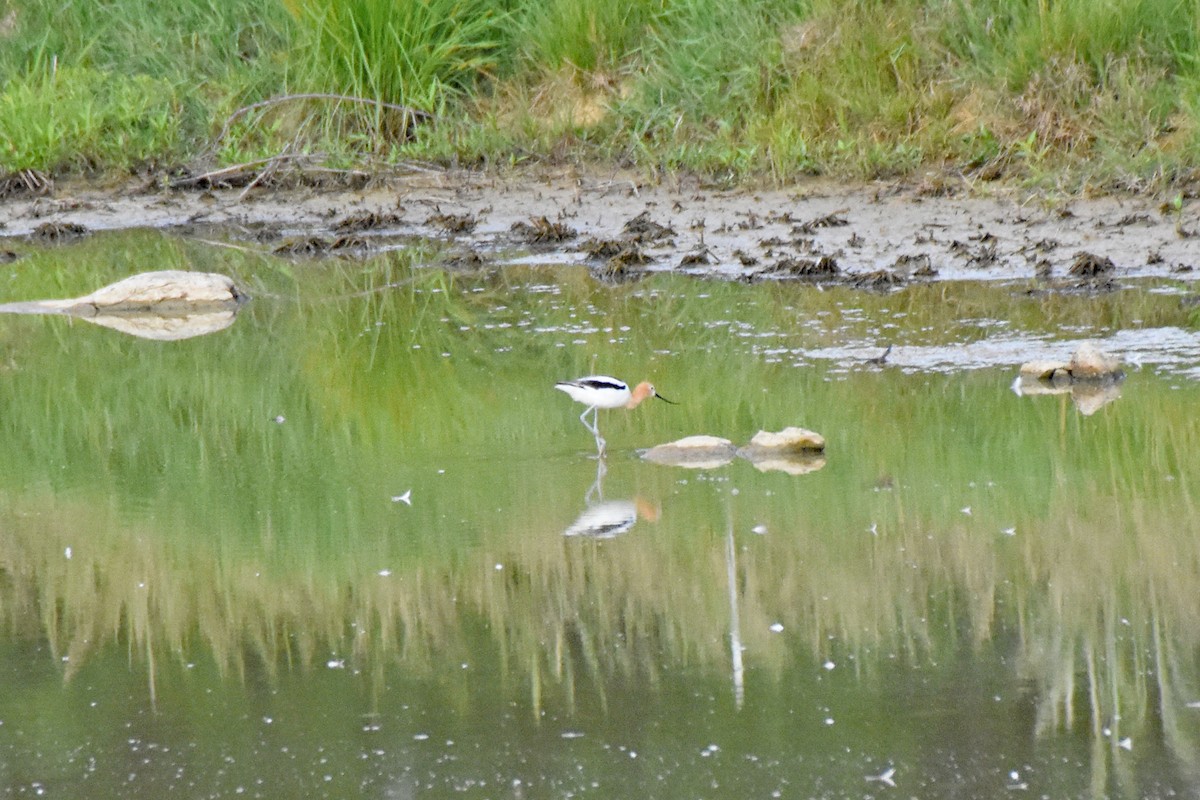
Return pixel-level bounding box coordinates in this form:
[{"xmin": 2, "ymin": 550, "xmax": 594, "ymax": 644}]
[{"xmin": 0, "ymin": 231, "xmax": 1198, "ymax": 795}]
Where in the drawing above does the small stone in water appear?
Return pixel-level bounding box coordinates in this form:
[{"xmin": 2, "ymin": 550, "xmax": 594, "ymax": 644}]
[{"xmin": 769, "ymin": 623, "xmax": 784, "ymax": 633}]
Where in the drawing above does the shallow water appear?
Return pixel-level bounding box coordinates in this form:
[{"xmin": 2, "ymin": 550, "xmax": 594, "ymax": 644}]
[{"xmin": 1, "ymin": 231, "xmax": 1199, "ymax": 798}]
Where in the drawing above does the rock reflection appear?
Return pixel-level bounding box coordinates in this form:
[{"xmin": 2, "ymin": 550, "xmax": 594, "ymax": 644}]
[
  {"xmin": 1011, "ymin": 373, "xmax": 1124, "ymax": 415},
  {"xmin": 0, "ymin": 270, "xmax": 245, "ymax": 340}
]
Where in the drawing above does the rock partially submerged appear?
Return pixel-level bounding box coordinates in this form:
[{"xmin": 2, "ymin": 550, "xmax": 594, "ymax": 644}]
[
  {"xmin": 1015, "ymin": 342, "xmax": 1124, "ymax": 415},
  {"xmin": 736, "ymin": 427, "xmax": 827, "ymax": 474},
  {"xmin": 0, "ymin": 270, "xmax": 245, "ymax": 340},
  {"xmin": 642, "ymin": 435, "xmax": 737, "ymax": 469},
  {"xmin": 1018, "ymin": 342, "xmax": 1124, "ymax": 383},
  {"xmin": 738, "ymin": 427, "xmax": 826, "ymax": 454},
  {"xmin": 642, "ymin": 427, "xmax": 826, "ymax": 473}
]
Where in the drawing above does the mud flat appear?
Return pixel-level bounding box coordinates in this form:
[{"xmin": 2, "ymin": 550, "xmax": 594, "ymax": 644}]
[{"xmin": 0, "ymin": 169, "xmax": 1196, "ymax": 285}]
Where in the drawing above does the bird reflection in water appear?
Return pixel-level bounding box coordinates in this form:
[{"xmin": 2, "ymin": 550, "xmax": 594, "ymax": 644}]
[{"xmin": 562, "ymin": 459, "xmax": 660, "ymax": 539}]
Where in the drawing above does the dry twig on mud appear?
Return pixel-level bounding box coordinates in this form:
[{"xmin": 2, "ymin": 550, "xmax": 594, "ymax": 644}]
[
  {"xmin": 168, "ymin": 153, "xmax": 316, "ymax": 189},
  {"xmin": 0, "ymin": 169, "xmax": 53, "ymax": 199}
]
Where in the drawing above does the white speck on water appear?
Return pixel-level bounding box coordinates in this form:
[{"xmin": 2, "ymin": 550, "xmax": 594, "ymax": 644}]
[
  {"xmin": 752, "ymin": 524, "xmax": 767, "ymax": 534},
  {"xmin": 561, "ymin": 731, "xmax": 585, "ymax": 739},
  {"xmin": 769, "ymin": 623, "xmax": 784, "ymax": 633},
  {"xmin": 495, "ymin": 563, "xmax": 503, "ymax": 570},
  {"xmin": 867, "ymin": 523, "xmax": 878, "ymax": 535},
  {"xmin": 823, "ymin": 660, "xmax": 836, "ymax": 670},
  {"xmin": 413, "ymin": 733, "xmax": 429, "ymax": 741},
  {"xmin": 1002, "ymin": 527, "xmax": 1016, "ymax": 536},
  {"xmin": 1118, "ymin": 737, "xmax": 1132, "ymax": 751},
  {"xmin": 273, "ymin": 415, "xmax": 285, "ymax": 424},
  {"xmin": 64, "ymin": 547, "xmax": 72, "ymax": 559},
  {"xmin": 378, "ymin": 569, "xmax": 392, "ymax": 577},
  {"xmin": 392, "ymin": 490, "xmax": 412, "ymax": 505},
  {"xmin": 867, "ymin": 767, "xmax": 896, "ymax": 787},
  {"xmin": 961, "ymin": 506, "xmax": 972, "ymax": 515},
  {"xmin": 824, "ymin": 717, "xmax": 834, "ymax": 726},
  {"xmin": 326, "ymin": 659, "xmax": 345, "ymax": 669},
  {"xmin": 262, "ymin": 717, "xmax": 273, "ymax": 725}
]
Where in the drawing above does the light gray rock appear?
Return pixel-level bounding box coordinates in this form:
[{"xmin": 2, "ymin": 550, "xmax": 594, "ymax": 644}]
[
  {"xmin": 641, "ymin": 435, "xmax": 737, "ymax": 468},
  {"xmin": 740, "ymin": 426, "xmax": 826, "ymax": 454},
  {"xmin": 1018, "ymin": 342, "xmax": 1123, "ymax": 383},
  {"xmin": 0, "ymin": 270, "xmax": 245, "ymax": 340},
  {"xmin": 1068, "ymin": 341, "xmax": 1123, "ymax": 379}
]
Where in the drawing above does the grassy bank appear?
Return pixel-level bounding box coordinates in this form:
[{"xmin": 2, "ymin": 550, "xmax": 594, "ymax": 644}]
[{"xmin": 0, "ymin": 0, "xmax": 1198, "ymax": 190}]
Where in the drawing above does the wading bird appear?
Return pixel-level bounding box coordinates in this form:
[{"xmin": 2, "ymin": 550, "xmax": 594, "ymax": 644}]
[{"xmin": 555, "ymin": 375, "xmax": 675, "ymax": 455}]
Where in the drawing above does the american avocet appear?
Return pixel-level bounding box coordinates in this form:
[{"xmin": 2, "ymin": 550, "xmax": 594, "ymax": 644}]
[{"xmin": 555, "ymin": 375, "xmax": 675, "ymax": 455}]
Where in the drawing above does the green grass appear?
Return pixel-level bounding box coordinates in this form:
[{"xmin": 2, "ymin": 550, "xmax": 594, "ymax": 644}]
[{"xmin": 0, "ymin": 0, "xmax": 1198, "ymax": 187}]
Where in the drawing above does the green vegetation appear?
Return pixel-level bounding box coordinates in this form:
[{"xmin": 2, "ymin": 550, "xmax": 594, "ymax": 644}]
[{"xmin": 0, "ymin": 0, "xmax": 1198, "ymax": 184}]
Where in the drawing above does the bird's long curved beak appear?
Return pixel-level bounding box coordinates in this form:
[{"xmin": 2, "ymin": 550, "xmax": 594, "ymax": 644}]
[{"xmin": 654, "ymin": 393, "xmax": 677, "ymax": 405}]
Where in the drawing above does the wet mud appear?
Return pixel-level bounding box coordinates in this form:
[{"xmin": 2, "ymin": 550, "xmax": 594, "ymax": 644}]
[{"xmin": 0, "ymin": 170, "xmax": 1197, "ymax": 288}]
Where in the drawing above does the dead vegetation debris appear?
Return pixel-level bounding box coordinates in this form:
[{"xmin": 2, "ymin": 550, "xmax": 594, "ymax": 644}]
[
  {"xmin": 0, "ymin": 169, "xmax": 52, "ymax": 199},
  {"xmin": 511, "ymin": 215, "xmax": 576, "ymax": 244},
  {"xmin": 791, "ymin": 210, "xmax": 850, "ymax": 235},
  {"xmin": 893, "ymin": 253, "xmax": 936, "ymax": 277},
  {"xmin": 733, "ymin": 249, "xmax": 759, "ymax": 267},
  {"xmin": 1105, "ymin": 213, "xmax": 1154, "ymax": 228},
  {"xmin": 1018, "ymin": 238, "xmax": 1059, "ymax": 257},
  {"xmin": 273, "ymin": 234, "xmax": 369, "ymax": 256},
  {"xmin": 760, "ymin": 254, "xmax": 841, "ymax": 279},
  {"xmin": 1069, "ymin": 251, "xmax": 1116, "ymax": 276},
  {"xmin": 443, "ymin": 249, "xmax": 488, "ymax": 270},
  {"xmin": 592, "ymin": 248, "xmax": 653, "ymax": 283},
  {"xmin": 579, "ymin": 237, "xmax": 626, "ymax": 259},
  {"xmin": 334, "ymin": 210, "xmax": 404, "ymax": 233},
  {"xmin": 622, "ymin": 210, "xmax": 675, "ymax": 243},
  {"xmin": 850, "ymin": 270, "xmax": 906, "ymax": 290},
  {"xmin": 679, "ymin": 247, "xmax": 715, "ymax": 267},
  {"xmin": 31, "ymin": 221, "xmax": 89, "ymax": 241},
  {"xmin": 426, "ymin": 211, "xmax": 478, "ymax": 234}
]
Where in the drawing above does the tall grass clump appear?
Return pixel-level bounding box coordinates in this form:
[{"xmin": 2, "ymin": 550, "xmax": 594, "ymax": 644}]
[
  {"xmin": 0, "ymin": 64, "xmax": 179, "ymax": 173},
  {"xmin": 939, "ymin": 0, "xmax": 1200, "ymax": 185},
  {"xmin": 616, "ymin": 0, "xmax": 960, "ymax": 180},
  {"xmin": 615, "ymin": 0, "xmax": 801, "ymax": 175},
  {"xmin": 510, "ymin": 0, "xmax": 664, "ymax": 76},
  {"xmin": 0, "ymin": 0, "xmax": 289, "ymax": 85},
  {"xmin": 282, "ymin": 0, "xmax": 502, "ymax": 118},
  {"xmin": 945, "ymin": 0, "xmax": 1199, "ymax": 89},
  {"xmin": 763, "ymin": 0, "xmax": 956, "ymax": 177},
  {"xmin": 0, "ymin": 0, "xmax": 290, "ymax": 174}
]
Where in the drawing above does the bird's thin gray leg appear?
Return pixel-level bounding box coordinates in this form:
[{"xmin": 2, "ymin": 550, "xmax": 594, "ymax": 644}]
[{"xmin": 579, "ymin": 405, "xmax": 596, "ymax": 433}]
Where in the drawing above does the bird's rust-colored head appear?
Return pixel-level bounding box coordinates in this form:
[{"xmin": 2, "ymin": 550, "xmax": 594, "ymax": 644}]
[{"xmin": 627, "ymin": 381, "xmax": 676, "ymax": 409}]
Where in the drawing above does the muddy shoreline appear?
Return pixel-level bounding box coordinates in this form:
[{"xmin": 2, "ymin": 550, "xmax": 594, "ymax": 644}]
[{"xmin": 1, "ymin": 170, "xmax": 1197, "ymax": 285}]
